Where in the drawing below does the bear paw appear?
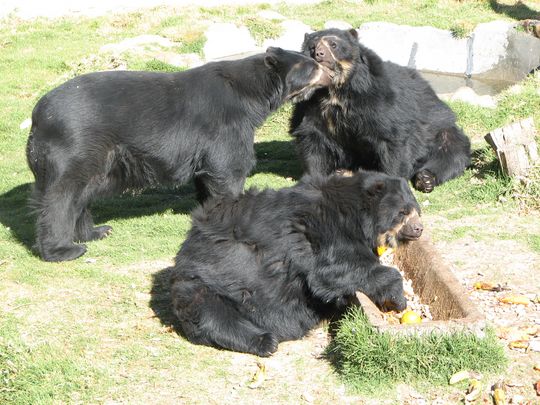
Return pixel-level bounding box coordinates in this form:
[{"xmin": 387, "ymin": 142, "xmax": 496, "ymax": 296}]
[
  {"xmin": 252, "ymin": 332, "xmax": 279, "ymax": 357},
  {"xmin": 413, "ymin": 169, "xmax": 436, "ymax": 193}
]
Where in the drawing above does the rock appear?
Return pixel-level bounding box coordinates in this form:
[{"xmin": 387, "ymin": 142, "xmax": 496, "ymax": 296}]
[
  {"xmin": 154, "ymin": 52, "xmax": 203, "ymax": 68},
  {"xmin": 203, "ymin": 23, "xmax": 259, "ymax": 60},
  {"xmin": 471, "ymin": 20, "xmax": 540, "ymax": 82},
  {"xmin": 356, "ymin": 22, "xmax": 468, "ymax": 74},
  {"xmin": 449, "ymin": 86, "xmax": 497, "ymax": 108},
  {"xmin": 262, "ymin": 20, "xmax": 312, "ymax": 52},
  {"xmin": 257, "ymin": 10, "xmax": 286, "ymax": 21},
  {"xmin": 100, "ymin": 34, "xmax": 174, "ymax": 55},
  {"xmin": 324, "ymin": 20, "xmax": 352, "ymax": 30},
  {"xmin": 469, "ymin": 21, "xmax": 512, "ymax": 76}
]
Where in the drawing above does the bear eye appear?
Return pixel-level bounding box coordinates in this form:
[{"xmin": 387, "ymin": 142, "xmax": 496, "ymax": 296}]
[
  {"xmin": 330, "ymin": 42, "xmax": 337, "ymax": 49},
  {"xmin": 399, "ymin": 209, "xmax": 408, "ymax": 216}
]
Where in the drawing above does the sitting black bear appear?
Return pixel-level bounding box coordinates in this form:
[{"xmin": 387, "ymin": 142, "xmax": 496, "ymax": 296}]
[
  {"xmin": 170, "ymin": 170, "xmax": 423, "ymax": 357},
  {"xmin": 290, "ymin": 28, "xmax": 471, "ymax": 193},
  {"xmin": 26, "ymin": 47, "xmax": 330, "ymax": 262}
]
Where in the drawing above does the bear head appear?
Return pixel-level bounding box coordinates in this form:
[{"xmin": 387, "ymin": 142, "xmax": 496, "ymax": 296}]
[
  {"xmin": 365, "ymin": 174, "xmax": 423, "ymax": 249},
  {"xmin": 264, "ymin": 47, "xmax": 332, "ymax": 103},
  {"xmin": 301, "ymin": 28, "xmax": 384, "ymax": 88}
]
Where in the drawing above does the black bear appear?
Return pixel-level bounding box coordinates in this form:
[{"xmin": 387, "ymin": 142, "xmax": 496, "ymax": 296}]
[
  {"xmin": 26, "ymin": 47, "xmax": 331, "ymax": 262},
  {"xmin": 290, "ymin": 28, "xmax": 471, "ymax": 193},
  {"xmin": 170, "ymin": 170, "xmax": 423, "ymax": 356}
]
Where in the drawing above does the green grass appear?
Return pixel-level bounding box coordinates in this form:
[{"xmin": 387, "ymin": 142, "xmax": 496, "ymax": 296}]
[
  {"xmin": 1, "ymin": 1, "xmax": 540, "ymax": 402},
  {"xmin": 329, "ymin": 308, "xmax": 507, "ymax": 394}
]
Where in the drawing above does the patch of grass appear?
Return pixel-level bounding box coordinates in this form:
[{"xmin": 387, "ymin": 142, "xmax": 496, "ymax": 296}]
[
  {"xmin": 243, "ymin": 16, "xmax": 283, "ymax": 45},
  {"xmin": 131, "ymin": 58, "xmax": 185, "ymax": 72},
  {"xmin": 329, "ymin": 308, "xmax": 507, "ymax": 394},
  {"xmin": 0, "ymin": 333, "xmax": 106, "ymax": 404},
  {"xmin": 177, "ymin": 32, "xmax": 206, "ymax": 55}
]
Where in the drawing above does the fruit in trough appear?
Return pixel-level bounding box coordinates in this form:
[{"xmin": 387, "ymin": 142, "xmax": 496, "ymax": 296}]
[{"xmin": 400, "ymin": 310, "xmax": 422, "ymax": 324}]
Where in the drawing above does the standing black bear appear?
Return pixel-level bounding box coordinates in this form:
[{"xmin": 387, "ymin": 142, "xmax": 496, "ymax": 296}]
[
  {"xmin": 26, "ymin": 47, "xmax": 330, "ymax": 262},
  {"xmin": 170, "ymin": 171, "xmax": 423, "ymax": 356},
  {"xmin": 290, "ymin": 28, "xmax": 471, "ymax": 193}
]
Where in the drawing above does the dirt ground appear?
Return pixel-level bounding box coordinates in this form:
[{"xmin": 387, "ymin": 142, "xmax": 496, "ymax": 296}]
[{"xmin": 428, "ymin": 213, "xmax": 540, "ymax": 403}]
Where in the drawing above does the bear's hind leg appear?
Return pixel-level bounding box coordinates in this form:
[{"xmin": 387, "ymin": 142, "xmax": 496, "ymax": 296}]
[
  {"xmin": 413, "ymin": 127, "xmax": 471, "ymax": 192},
  {"xmin": 35, "ymin": 184, "xmax": 87, "ymax": 262},
  {"xmin": 172, "ymin": 280, "xmax": 278, "ymax": 357}
]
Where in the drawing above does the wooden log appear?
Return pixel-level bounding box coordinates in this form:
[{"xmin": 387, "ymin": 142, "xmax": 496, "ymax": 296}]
[{"xmin": 484, "ymin": 117, "xmax": 539, "ymax": 178}]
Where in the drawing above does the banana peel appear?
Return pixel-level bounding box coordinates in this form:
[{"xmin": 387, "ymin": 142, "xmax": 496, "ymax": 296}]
[
  {"xmin": 492, "ymin": 381, "xmax": 506, "ymax": 405},
  {"xmin": 473, "ymin": 281, "xmax": 510, "ymax": 292},
  {"xmin": 465, "ymin": 378, "xmax": 482, "ymax": 402},
  {"xmin": 450, "ymin": 370, "xmax": 472, "ymax": 385},
  {"xmin": 248, "ymin": 361, "xmax": 266, "ymax": 389},
  {"xmin": 508, "ymin": 340, "xmax": 530, "ymax": 351},
  {"xmin": 498, "ymin": 295, "xmax": 531, "ymax": 306}
]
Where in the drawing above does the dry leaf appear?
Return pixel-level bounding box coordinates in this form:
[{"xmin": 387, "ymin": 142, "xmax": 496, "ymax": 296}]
[
  {"xmin": 498, "ymin": 295, "xmax": 531, "ymax": 306},
  {"xmin": 534, "ymin": 364, "xmax": 540, "ymax": 372},
  {"xmin": 536, "ymin": 379, "xmax": 540, "ymax": 396}
]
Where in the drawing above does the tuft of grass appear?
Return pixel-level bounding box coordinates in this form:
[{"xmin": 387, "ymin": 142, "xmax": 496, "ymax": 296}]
[
  {"xmin": 134, "ymin": 59, "xmax": 185, "ymax": 72},
  {"xmin": 243, "ymin": 16, "xmax": 284, "ymax": 45},
  {"xmin": 329, "ymin": 308, "xmax": 507, "ymax": 394}
]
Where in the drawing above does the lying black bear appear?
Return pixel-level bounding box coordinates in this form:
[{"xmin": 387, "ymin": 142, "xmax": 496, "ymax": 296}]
[
  {"xmin": 26, "ymin": 47, "xmax": 330, "ymax": 262},
  {"xmin": 170, "ymin": 171, "xmax": 423, "ymax": 356},
  {"xmin": 290, "ymin": 28, "xmax": 471, "ymax": 193}
]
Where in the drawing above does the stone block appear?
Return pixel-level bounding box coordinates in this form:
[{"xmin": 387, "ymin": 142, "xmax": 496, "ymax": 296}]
[{"xmin": 203, "ymin": 23, "xmax": 259, "ymax": 61}]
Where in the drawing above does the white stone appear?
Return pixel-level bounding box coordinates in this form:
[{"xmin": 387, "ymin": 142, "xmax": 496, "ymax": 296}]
[
  {"xmin": 469, "ymin": 21, "xmax": 512, "ymax": 75},
  {"xmin": 100, "ymin": 34, "xmax": 174, "ymax": 55},
  {"xmin": 257, "ymin": 10, "xmax": 285, "ymax": 21},
  {"xmin": 323, "ymin": 20, "xmax": 352, "ymax": 30},
  {"xmin": 449, "ymin": 86, "xmax": 497, "ymax": 108},
  {"xmin": 262, "ymin": 20, "xmax": 312, "ymax": 51},
  {"xmin": 357, "ymin": 22, "xmax": 468, "ymax": 74},
  {"xmin": 19, "ymin": 118, "xmax": 32, "ymax": 130},
  {"xmin": 203, "ymin": 23, "xmax": 259, "ymax": 60}
]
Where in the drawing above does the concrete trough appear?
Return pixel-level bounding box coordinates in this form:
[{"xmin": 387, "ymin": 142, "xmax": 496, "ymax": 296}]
[{"xmin": 356, "ymin": 235, "xmax": 485, "ymax": 336}]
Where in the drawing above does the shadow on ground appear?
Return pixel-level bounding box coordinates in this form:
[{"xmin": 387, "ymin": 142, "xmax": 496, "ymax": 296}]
[
  {"xmin": 0, "ymin": 182, "xmax": 199, "ymax": 253},
  {"xmin": 149, "ymin": 265, "xmax": 186, "ymax": 337},
  {"xmin": 489, "ymin": 0, "xmax": 540, "ymax": 20}
]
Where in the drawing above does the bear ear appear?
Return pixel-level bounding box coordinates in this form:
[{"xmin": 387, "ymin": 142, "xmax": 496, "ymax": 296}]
[
  {"xmin": 348, "ymin": 28, "xmax": 358, "ymax": 40},
  {"xmin": 304, "ymin": 32, "xmax": 310, "ymax": 42},
  {"xmin": 264, "ymin": 48, "xmax": 279, "ymax": 69},
  {"xmin": 367, "ymin": 180, "xmax": 386, "ymax": 196}
]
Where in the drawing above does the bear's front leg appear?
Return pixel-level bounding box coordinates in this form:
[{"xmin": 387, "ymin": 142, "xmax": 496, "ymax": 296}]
[{"xmin": 306, "ymin": 258, "xmax": 406, "ymax": 312}]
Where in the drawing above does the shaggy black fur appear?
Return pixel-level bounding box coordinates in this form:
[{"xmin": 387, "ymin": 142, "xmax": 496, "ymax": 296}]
[
  {"xmin": 290, "ymin": 28, "xmax": 471, "ymax": 193},
  {"xmin": 26, "ymin": 47, "xmax": 330, "ymax": 262},
  {"xmin": 170, "ymin": 171, "xmax": 422, "ymax": 357}
]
